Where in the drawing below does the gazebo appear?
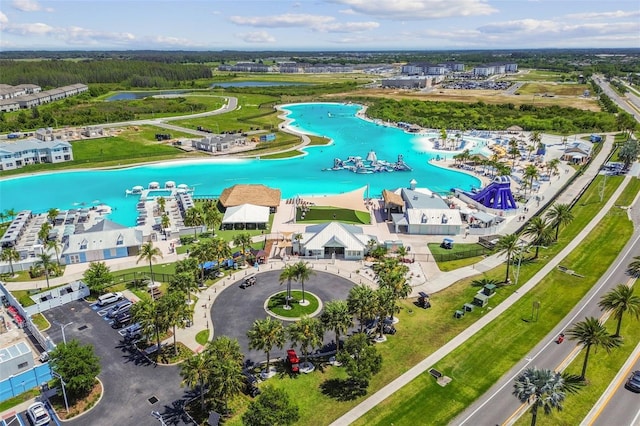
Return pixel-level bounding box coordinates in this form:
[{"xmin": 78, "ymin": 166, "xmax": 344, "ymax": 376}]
[{"xmin": 218, "ymin": 184, "xmax": 281, "ymax": 213}]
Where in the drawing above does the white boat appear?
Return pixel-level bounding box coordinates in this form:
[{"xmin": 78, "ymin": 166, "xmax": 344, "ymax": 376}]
[{"xmin": 125, "ymin": 185, "xmax": 144, "ymax": 195}]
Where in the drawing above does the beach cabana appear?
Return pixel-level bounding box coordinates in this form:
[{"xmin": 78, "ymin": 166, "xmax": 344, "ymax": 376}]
[{"xmin": 218, "ymin": 184, "xmax": 281, "ymax": 213}]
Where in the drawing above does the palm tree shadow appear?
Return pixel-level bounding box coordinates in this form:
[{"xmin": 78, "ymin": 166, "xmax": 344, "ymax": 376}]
[{"xmin": 320, "ymin": 378, "xmax": 367, "ymax": 401}]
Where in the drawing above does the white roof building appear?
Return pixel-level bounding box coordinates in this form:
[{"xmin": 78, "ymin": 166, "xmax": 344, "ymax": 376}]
[
  {"xmin": 296, "ymin": 222, "xmax": 377, "ymax": 260},
  {"xmin": 62, "ymin": 219, "xmax": 143, "ymax": 264},
  {"xmin": 222, "ymin": 204, "xmax": 269, "ymax": 230}
]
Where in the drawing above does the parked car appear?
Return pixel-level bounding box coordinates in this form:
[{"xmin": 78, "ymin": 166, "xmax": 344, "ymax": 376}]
[
  {"xmin": 106, "ymin": 300, "xmax": 132, "ymax": 318},
  {"xmin": 26, "ymin": 402, "xmax": 50, "ymax": 425},
  {"xmin": 97, "ymin": 292, "xmax": 124, "ymax": 307},
  {"xmin": 125, "ymin": 323, "xmax": 144, "ymax": 341},
  {"xmin": 111, "ymin": 312, "xmax": 132, "ymax": 329},
  {"xmin": 286, "ymin": 349, "xmax": 300, "ymax": 373},
  {"xmin": 625, "ymin": 370, "xmax": 640, "ymax": 393}
]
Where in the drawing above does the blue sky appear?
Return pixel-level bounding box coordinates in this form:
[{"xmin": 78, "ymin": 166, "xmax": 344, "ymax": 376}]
[{"xmin": 0, "ymin": 0, "xmax": 638, "ymax": 50}]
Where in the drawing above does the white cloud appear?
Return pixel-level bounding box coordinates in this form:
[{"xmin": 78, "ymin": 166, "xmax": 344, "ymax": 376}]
[
  {"xmin": 0, "ymin": 11, "xmax": 9, "ymax": 24},
  {"xmin": 144, "ymin": 35, "xmax": 202, "ymax": 47},
  {"xmin": 239, "ymin": 31, "xmax": 276, "ymax": 43},
  {"xmin": 316, "ymin": 21, "xmax": 379, "ymax": 33},
  {"xmin": 230, "ymin": 13, "xmax": 378, "ymax": 33},
  {"xmin": 2, "ymin": 22, "xmax": 54, "ymax": 36},
  {"xmin": 567, "ymin": 10, "xmax": 640, "ymax": 20},
  {"xmin": 330, "ymin": 0, "xmax": 497, "ymax": 20},
  {"xmin": 230, "ymin": 13, "xmax": 334, "ymax": 28},
  {"xmin": 11, "ymin": 0, "xmax": 53, "ymax": 13}
]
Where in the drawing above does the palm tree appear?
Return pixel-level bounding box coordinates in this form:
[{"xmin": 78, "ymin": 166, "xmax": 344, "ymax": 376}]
[
  {"xmin": 513, "ymin": 367, "xmax": 584, "ymax": 426},
  {"xmin": 294, "ymin": 261, "xmax": 315, "ymax": 304},
  {"xmin": 523, "ymin": 164, "xmax": 540, "ymax": 196},
  {"xmin": 232, "ymin": 232, "xmax": 253, "ymax": 266},
  {"xmin": 522, "ymin": 217, "xmax": 552, "ymax": 259},
  {"xmin": 347, "ymin": 284, "xmax": 376, "ymax": 332},
  {"xmin": 0, "ymin": 248, "xmax": 20, "ymax": 276},
  {"xmin": 161, "ymin": 214, "xmax": 170, "ymax": 231},
  {"xmin": 374, "ymin": 287, "xmax": 397, "ymax": 338},
  {"xmin": 566, "ymin": 317, "xmax": 621, "ymax": 380},
  {"xmin": 495, "ymin": 233, "xmax": 520, "ymax": 283},
  {"xmin": 130, "ymin": 293, "xmax": 167, "ymax": 353},
  {"xmin": 628, "ymin": 256, "xmax": 640, "ymax": 278},
  {"xmin": 47, "ymin": 208, "xmax": 59, "ymax": 225},
  {"xmin": 209, "ymin": 237, "xmax": 231, "ymax": 273},
  {"xmin": 279, "ymin": 264, "xmax": 298, "ymax": 309},
  {"xmin": 287, "ymin": 316, "xmax": 323, "ymax": 365},
  {"xmin": 4, "ymin": 209, "xmax": 17, "ymax": 222},
  {"xmin": 38, "ymin": 222, "xmax": 51, "ymax": 244},
  {"xmin": 163, "ymin": 291, "xmax": 191, "ymax": 356},
  {"xmin": 189, "ymin": 240, "xmax": 213, "ymax": 285},
  {"xmin": 547, "ymin": 158, "xmax": 561, "ymax": 178},
  {"xmin": 169, "ymin": 272, "xmax": 199, "ymax": 304},
  {"xmin": 136, "ymin": 241, "xmax": 163, "ymax": 291},
  {"xmin": 156, "ymin": 196, "xmax": 166, "ymax": 214},
  {"xmin": 395, "ymin": 246, "xmax": 408, "ymax": 262},
  {"xmin": 320, "ymin": 300, "xmax": 353, "ymax": 355},
  {"xmin": 201, "ymin": 200, "xmax": 222, "ymax": 236},
  {"xmin": 545, "ymin": 203, "xmax": 574, "ymax": 241},
  {"xmin": 180, "ymin": 351, "xmax": 211, "ymax": 411},
  {"xmin": 598, "ymin": 284, "xmax": 640, "ymax": 337},
  {"xmin": 205, "ymin": 336, "xmax": 245, "ymax": 413},
  {"xmin": 183, "ymin": 206, "xmax": 204, "ymax": 240},
  {"xmin": 46, "ymin": 239, "xmax": 62, "ymax": 264},
  {"xmin": 470, "ymin": 276, "xmax": 501, "ymax": 288},
  {"xmin": 36, "ymin": 252, "xmax": 54, "ymax": 288},
  {"xmin": 247, "ymin": 317, "xmax": 286, "ymax": 373}
]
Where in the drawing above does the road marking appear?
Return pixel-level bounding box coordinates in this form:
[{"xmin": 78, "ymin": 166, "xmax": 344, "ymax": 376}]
[
  {"xmin": 584, "ymin": 347, "xmax": 640, "ymax": 426},
  {"xmin": 458, "ymin": 230, "xmax": 640, "ymax": 426}
]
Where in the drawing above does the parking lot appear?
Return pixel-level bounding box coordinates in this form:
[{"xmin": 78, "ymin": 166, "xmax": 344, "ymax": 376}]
[{"xmin": 44, "ymin": 299, "xmax": 194, "ymax": 426}]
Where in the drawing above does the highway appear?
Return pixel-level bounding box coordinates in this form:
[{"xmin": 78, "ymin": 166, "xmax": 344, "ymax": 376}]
[
  {"xmin": 588, "ymin": 344, "xmax": 640, "ymax": 426},
  {"xmin": 592, "ymin": 75, "xmax": 640, "ymax": 121},
  {"xmin": 454, "ymin": 178, "xmax": 640, "ymax": 426}
]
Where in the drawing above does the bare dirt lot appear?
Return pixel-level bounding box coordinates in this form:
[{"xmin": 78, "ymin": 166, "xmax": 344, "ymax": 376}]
[{"xmin": 329, "ymin": 88, "xmax": 600, "ymax": 111}]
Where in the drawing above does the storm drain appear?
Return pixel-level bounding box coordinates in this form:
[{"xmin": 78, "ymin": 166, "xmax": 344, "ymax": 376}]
[
  {"xmin": 77, "ymin": 325, "xmax": 88, "ymax": 331},
  {"xmin": 148, "ymin": 396, "xmax": 159, "ymax": 405}
]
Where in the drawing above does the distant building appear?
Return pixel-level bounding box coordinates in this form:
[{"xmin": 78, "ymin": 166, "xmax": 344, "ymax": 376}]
[
  {"xmin": 192, "ymin": 134, "xmax": 244, "ymax": 153},
  {"xmin": 401, "ymin": 62, "xmax": 465, "ymax": 76},
  {"xmin": 218, "ymin": 62, "xmax": 271, "ymax": 72},
  {"xmin": 382, "ymin": 76, "xmax": 432, "ymax": 89},
  {"xmin": 472, "ymin": 63, "xmax": 518, "ymax": 77},
  {"xmin": 0, "ymin": 83, "xmax": 87, "ymax": 110},
  {"xmin": 0, "ymin": 137, "xmax": 74, "ymax": 171}
]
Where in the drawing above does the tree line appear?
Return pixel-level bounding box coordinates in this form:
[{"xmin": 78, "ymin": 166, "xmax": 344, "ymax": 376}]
[
  {"xmin": 363, "ymin": 97, "xmax": 620, "ymax": 133},
  {"xmin": 0, "ymin": 59, "xmax": 212, "ymax": 87}
]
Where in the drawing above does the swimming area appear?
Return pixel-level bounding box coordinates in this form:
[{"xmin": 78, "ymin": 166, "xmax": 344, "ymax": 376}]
[{"xmin": 0, "ymin": 103, "xmax": 487, "ymax": 227}]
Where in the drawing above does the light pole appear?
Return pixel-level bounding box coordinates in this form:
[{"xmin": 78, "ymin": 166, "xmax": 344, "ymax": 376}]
[
  {"xmin": 54, "ymin": 321, "xmax": 73, "ymax": 344},
  {"xmin": 51, "ymin": 371, "xmax": 69, "ymax": 413},
  {"xmin": 151, "ymin": 411, "xmax": 167, "ymax": 426}
]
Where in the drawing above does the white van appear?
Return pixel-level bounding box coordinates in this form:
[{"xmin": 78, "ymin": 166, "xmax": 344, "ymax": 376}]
[{"xmin": 97, "ymin": 292, "xmax": 124, "ymax": 306}]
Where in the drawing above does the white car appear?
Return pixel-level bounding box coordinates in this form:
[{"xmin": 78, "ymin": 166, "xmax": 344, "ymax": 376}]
[
  {"xmin": 26, "ymin": 402, "xmax": 50, "ymax": 425},
  {"xmin": 97, "ymin": 292, "xmax": 124, "ymax": 306}
]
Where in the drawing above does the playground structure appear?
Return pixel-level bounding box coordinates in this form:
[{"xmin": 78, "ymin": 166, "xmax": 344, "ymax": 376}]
[
  {"xmin": 325, "ymin": 151, "xmax": 412, "ymax": 174},
  {"xmin": 463, "ymin": 176, "xmax": 518, "ymax": 210}
]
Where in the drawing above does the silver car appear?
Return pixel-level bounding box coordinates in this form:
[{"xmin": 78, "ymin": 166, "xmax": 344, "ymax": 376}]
[
  {"xmin": 106, "ymin": 300, "xmax": 132, "ymax": 318},
  {"xmin": 26, "ymin": 402, "xmax": 50, "ymax": 425}
]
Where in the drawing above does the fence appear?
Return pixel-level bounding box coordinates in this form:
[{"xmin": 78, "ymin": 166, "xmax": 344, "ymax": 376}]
[
  {"xmin": 0, "ymin": 364, "xmax": 51, "ymax": 403},
  {"xmin": 112, "ymin": 271, "xmax": 175, "ymax": 287},
  {"xmin": 430, "ymin": 247, "xmax": 489, "ymax": 263},
  {"xmin": 21, "ymin": 281, "xmax": 90, "ymax": 317}
]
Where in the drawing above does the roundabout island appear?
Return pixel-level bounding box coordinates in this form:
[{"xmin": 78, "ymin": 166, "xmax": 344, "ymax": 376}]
[{"xmin": 210, "ymin": 270, "xmax": 356, "ymax": 364}]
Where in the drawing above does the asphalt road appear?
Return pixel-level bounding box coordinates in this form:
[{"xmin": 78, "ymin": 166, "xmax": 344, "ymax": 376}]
[
  {"xmin": 592, "ymin": 76, "xmax": 640, "ymax": 122},
  {"xmin": 210, "ymin": 269, "xmax": 357, "ymax": 364},
  {"xmin": 454, "ymin": 207, "xmax": 640, "ymax": 425},
  {"xmin": 591, "ymin": 350, "xmax": 640, "ymax": 426},
  {"xmin": 44, "ymin": 300, "xmax": 194, "ymax": 426}
]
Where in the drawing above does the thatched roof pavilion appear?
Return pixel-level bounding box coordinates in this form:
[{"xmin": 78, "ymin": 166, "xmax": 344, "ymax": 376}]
[{"xmin": 218, "ymin": 184, "xmax": 281, "ymax": 212}]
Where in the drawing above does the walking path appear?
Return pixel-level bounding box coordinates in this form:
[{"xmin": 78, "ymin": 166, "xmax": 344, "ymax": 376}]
[{"xmin": 330, "ymin": 137, "xmax": 630, "ymax": 426}]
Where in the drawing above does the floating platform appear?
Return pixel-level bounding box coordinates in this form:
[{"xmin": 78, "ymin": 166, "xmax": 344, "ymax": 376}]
[{"xmin": 324, "ymin": 151, "xmax": 411, "ymax": 173}]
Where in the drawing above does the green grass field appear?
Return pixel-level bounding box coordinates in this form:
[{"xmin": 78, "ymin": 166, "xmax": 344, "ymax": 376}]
[
  {"xmin": 296, "ymin": 206, "xmax": 370, "ymax": 224},
  {"xmin": 516, "ymin": 82, "xmax": 590, "ymax": 96}
]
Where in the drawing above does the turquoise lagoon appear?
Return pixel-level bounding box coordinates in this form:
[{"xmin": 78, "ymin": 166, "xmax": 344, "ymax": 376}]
[{"xmin": 0, "ymin": 103, "xmax": 484, "ymax": 227}]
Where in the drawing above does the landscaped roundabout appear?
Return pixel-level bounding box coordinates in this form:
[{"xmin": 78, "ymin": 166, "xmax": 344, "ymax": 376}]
[
  {"xmin": 265, "ymin": 290, "xmax": 322, "ymax": 319},
  {"xmin": 210, "ymin": 269, "xmax": 356, "ymax": 364}
]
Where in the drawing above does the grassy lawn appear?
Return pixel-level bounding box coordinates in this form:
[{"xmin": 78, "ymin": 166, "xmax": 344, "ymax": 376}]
[
  {"xmin": 427, "ymin": 242, "xmax": 489, "ymax": 271},
  {"xmin": 351, "ymin": 176, "xmax": 634, "ymax": 426},
  {"xmin": 31, "ymin": 313, "xmax": 50, "ymax": 331},
  {"xmin": 267, "ymin": 291, "xmax": 320, "ymax": 318},
  {"xmin": 516, "ymin": 82, "xmax": 590, "ymax": 96},
  {"xmin": 296, "ymin": 206, "xmax": 370, "ymax": 224},
  {"xmin": 258, "ymin": 150, "xmax": 304, "ymax": 159},
  {"xmin": 507, "ymin": 69, "xmax": 568, "ymax": 82},
  {"xmin": 195, "ymin": 329, "xmax": 210, "ymax": 345},
  {"xmin": 436, "ymin": 255, "xmax": 487, "ymax": 272},
  {"xmin": 0, "ymin": 388, "xmax": 41, "ymax": 412}
]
